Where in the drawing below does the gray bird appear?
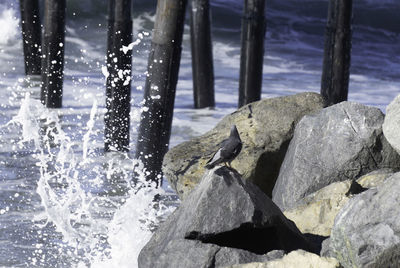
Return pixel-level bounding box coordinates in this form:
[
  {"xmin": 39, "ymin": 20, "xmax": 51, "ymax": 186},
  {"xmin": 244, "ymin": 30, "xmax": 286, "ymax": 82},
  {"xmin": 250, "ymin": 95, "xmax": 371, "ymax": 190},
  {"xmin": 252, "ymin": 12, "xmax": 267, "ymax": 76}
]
[{"xmin": 205, "ymin": 125, "xmax": 242, "ymax": 169}]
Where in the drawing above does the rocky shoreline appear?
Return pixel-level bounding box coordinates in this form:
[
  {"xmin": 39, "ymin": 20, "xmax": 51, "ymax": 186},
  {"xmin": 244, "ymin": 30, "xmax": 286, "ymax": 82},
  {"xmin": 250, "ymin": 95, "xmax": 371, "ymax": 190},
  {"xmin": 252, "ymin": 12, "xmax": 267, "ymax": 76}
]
[{"xmin": 139, "ymin": 92, "xmax": 400, "ymax": 268}]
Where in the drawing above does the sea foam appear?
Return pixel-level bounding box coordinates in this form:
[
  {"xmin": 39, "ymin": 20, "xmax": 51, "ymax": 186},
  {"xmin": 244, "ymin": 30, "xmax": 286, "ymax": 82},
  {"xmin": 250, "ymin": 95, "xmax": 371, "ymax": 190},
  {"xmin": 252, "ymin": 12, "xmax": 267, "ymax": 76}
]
[{"xmin": 0, "ymin": 6, "xmax": 19, "ymax": 46}]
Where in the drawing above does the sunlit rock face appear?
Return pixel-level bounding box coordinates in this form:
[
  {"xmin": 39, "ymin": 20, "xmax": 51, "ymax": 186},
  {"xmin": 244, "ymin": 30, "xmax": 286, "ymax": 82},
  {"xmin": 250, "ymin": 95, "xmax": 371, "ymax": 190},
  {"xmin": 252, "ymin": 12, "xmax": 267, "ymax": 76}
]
[
  {"xmin": 272, "ymin": 101, "xmax": 400, "ymax": 211},
  {"xmin": 138, "ymin": 167, "xmax": 315, "ymax": 268},
  {"xmin": 163, "ymin": 92, "xmax": 325, "ymax": 200}
]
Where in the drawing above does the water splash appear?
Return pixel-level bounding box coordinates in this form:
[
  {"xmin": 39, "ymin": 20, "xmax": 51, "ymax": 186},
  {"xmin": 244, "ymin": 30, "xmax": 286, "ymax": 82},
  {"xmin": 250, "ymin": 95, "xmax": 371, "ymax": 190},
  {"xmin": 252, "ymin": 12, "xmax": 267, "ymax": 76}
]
[
  {"xmin": 9, "ymin": 93, "xmax": 176, "ymax": 267},
  {"xmin": 82, "ymin": 99, "xmax": 98, "ymax": 162},
  {"xmin": 0, "ymin": 6, "xmax": 19, "ymax": 46}
]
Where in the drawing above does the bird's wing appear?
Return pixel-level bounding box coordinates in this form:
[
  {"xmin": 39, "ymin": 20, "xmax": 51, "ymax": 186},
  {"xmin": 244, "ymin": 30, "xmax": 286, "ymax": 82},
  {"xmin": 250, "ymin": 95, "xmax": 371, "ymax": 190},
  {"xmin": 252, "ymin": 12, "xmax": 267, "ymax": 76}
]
[
  {"xmin": 205, "ymin": 148, "xmax": 223, "ymax": 168},
  {"xmin": 220, "ymin": 139, "xmax": 242, "ymax": 159},
  {"xmin": 206, "ymin": 137, "xmax": 229, "ymax": 163},
  {"xmin": 206, "ymin": 148, "xmax": 221, "ymax": 164}
]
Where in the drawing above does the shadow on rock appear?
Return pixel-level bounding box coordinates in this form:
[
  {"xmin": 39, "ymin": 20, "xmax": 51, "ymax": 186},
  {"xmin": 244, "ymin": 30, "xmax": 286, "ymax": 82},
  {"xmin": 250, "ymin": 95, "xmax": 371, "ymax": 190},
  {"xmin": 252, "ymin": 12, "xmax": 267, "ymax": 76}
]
[{"xmin": 139, "ymin": 167, "xmax": 318, "ymax": 268}]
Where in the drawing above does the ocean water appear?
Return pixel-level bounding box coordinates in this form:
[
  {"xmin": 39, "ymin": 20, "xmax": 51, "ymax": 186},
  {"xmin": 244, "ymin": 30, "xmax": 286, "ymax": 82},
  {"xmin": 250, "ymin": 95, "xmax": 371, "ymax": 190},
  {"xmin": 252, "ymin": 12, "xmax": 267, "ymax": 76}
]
[{"xmin": 0, "ymin": 0, "xmax": 399, "ymax": 267}]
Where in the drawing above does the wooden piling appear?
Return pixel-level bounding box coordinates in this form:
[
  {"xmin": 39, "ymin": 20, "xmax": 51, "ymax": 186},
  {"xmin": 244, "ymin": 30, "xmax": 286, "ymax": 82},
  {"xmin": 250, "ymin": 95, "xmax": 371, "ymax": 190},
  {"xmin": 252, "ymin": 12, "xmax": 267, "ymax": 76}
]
[
  {"xmin": 321, "ymin": 0, "xmax": 353, "ymax": 106},
  {"xmin": 190, "ymin": 0, "xmax": 215, "ymax": 108},
  {"xmin": 135, "ymin": 0, "xmax": 188, "ymax": 184},
  {"xmin": 19, "ymin": 0, "xmax": 42, "ymax": 76},
  {"xmin": 40, "ymin": 0, "xmax": 66, "ymax": 108},
  {"xmin": 104, "ymin": 0, "xmax": 133, "ymax": 152},
  {"xmin": 238, "ymin": 0, "xmax": 266, "ymax": 108}
]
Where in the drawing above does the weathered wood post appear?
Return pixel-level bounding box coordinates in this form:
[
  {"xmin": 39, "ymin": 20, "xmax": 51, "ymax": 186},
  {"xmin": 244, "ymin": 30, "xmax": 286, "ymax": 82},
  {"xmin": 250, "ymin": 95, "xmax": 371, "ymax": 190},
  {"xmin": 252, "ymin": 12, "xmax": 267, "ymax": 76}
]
[
  {"xmin": 40, "ymin": 0, "xmax": 66, "ymax": 108},
  {"xmin": 238, "ymin": 0, "xmax": 266, "ymax": 108},
  {"xmin": 104, "ymin": 0, "xmax": 133, "ymax": 152},
  {"xmin": 19, "ymin": 0, "xmax": 42, "ymax": 76},
  {"xmin": 136, "ymin": 0, "xmax": 188, "ymax": 184},
  {"xmin": 190, "ymin": 0, "xmax": 215, "ymax": 108},
  {"xmin": 321, "ymin": 0, "xmax": 353, "ymax": 106}
]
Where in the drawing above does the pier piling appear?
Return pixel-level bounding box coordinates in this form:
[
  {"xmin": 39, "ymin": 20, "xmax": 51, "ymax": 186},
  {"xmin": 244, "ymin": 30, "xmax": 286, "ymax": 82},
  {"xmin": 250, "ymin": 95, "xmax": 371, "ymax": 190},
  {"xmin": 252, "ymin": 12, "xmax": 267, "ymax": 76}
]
[
  {"xmin": 104, "ymin": 0, "xmax": 133, "ymax": 152},
  {"xmin": 190, "ymin": 0, "xmax": 215, "ymax": 108},
  {"xmin": 40, "ymin": 0, "xmax": 66, "ymax": 108},
  {"xmin": 19, "ymin": 0, "xmax": 42, "ymax": 76},
  {"xmin": 238, "ymin": 0, "xmax": 266, "ymax": 108},
  {"xmin": 136, "ymin": 0, "xmax": 188, "ymax": 184},
  {"xmin": 321, "ymin": 0, "xmax": 353, "ymax": 105}
]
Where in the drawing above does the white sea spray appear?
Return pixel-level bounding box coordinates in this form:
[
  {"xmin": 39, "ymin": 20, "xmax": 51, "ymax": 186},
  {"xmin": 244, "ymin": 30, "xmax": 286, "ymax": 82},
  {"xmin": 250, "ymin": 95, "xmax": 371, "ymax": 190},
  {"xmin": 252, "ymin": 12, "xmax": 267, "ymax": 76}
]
[
  {"xmin": 10, "ymin": 93, "xmax": 175, "ymax": 267},
  {"xmin": 0, "ymin": 6, "xmax": 19, "ymax": 46},
  {"xmin": 82, "ymin": 99, "xmax": 98, "ymax": 162}
]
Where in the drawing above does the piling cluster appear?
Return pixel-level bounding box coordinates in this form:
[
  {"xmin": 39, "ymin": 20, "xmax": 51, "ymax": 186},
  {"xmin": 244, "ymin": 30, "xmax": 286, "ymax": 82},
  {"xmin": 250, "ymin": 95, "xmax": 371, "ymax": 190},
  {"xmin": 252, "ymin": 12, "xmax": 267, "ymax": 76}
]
[{"xmin": 19, "ymin": 0, "xmax": 353, "ymax": 184}]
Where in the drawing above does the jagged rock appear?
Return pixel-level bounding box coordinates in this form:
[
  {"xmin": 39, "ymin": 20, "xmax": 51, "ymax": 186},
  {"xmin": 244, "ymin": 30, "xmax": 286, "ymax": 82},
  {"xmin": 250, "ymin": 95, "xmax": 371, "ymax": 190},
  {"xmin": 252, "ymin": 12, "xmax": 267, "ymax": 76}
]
[
  {"xmin": 163, "ymin": 92, "xmax": 325, "ymax": 199},
  {"xmin": 140, "ymin": 238, "xmax": 282, "ymax": 268},
  {"xmin": 330, "ymin": 172, "xmax": 400, "ymax": 268},
  {"xmin": 284, "ymin": 169, "xmax": 394, "ymax": 237},
  {"xmin": 214, "ymin": 249, "xmax": 285, "ymax": 268},
  {"xmin": 138, "ymin": 167, "xmax": 314, "ymax": 268},
  {"xmin": 383, "ymin": 94, "xmax": 400, "ymax": 155},
  {"xmin": 272, "ymin": 101, "xmax": 400, "ymax": 211},
  {"xmin": 226, "ymin": 250, "xmax": 340, "ymax": 268}
]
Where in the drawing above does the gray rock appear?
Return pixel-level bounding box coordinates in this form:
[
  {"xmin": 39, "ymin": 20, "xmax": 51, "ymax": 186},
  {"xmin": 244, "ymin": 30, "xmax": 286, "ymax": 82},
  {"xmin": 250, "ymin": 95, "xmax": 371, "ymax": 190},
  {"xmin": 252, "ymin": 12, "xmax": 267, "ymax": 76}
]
[
  {"xmin": 214, "ymin": 248, "xmax": 285, "ymax": 267},
  {"xmin": 155, "ymin": 239, "xmax": 219, "ymax": 268},
  {"xmin": 383, "ymin": 94, "xmax": 400, "ymax": 155},
  {"xmin": 138, "ymin": 167, "xmax": 314, "ymax": 268},
  {"xmin": 227, "ymin": 250, "xmax": 341, "ymax": 268},
  {"xmin": 140, "ymin": 239, "xmax": 284, "ymax": 268},
  {"xmin": 163, "ymin": 92, "xmax": 325, "ymax": 200},
  {"xmin": 330, "ymin": 172, "xmax": 400, "ymax": 268},
  {"xmin": 320, "ymin": 238, "xmax": 333, "ymax": 258},
  {"xmin": 272, "ymin": 101, "xmax": 400, "ymax": 211}
]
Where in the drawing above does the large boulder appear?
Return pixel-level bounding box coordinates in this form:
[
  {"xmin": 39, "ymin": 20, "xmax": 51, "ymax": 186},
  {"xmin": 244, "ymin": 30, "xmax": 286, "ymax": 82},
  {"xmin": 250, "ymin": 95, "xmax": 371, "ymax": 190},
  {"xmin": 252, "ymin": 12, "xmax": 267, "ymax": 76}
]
[
  {"xmin": 272, "ymin": 101, "xmax": 400, "ymax": 211},
  {"xmin": 383, "ymin": 94, "xmax": 400, "ymax": 155},
  {"xmin": 283, "ymin": 169, "xmax": 394, "ymax": 237},
  {"xmin": 227, "ymin": 250, "xmax": 340, "ymax": 268},
  {"xmin": 138, "ymin": 167, "xmax": 314, "ymax": 268},
  {"xmin": 163, "ymin": 92, "xmax": 325, "ymax": 199},
  {"xmin": 330, "ymin": 172, "xmax": 400, "ymax": 268}
]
